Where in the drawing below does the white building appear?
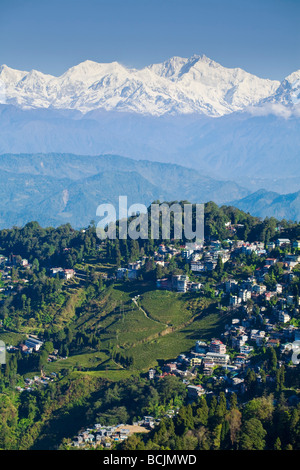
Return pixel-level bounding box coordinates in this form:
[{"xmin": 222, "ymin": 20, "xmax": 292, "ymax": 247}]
[
  {"xmin": 278, "ymin": 311, "xmax": 291, "ymax": 323},
  {"xmin": 238, "ymin": 289, "xmax": 251, "ymax": 302},
  {"xmin": 205, "ymin": 352, "xmax": 230, "ymax": 366},
  {"xmin": 25, "ymin": 337, "xmax": 43, "ymax": 351}
]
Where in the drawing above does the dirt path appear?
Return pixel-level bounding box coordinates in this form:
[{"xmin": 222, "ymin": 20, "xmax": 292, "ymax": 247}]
[{"xmin": 132, "ymin": 297, "xmax": 168, "ymax": 327}]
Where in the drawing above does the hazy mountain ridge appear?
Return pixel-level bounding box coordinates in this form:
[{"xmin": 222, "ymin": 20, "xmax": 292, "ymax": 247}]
[
  {"xmin": 1, "ymin": 105, "xmax": 299, "ymax": 182},
  {"xmin": 231, "ymin": 188, "xmax": 300, "ymax": 222},
  {"xmin": 0, "ymin": 153, "xmax": 249, "ymax": 228},
  {"xmin": 0, "ymin": 152, "xmax": 299, "ymax": 228}
]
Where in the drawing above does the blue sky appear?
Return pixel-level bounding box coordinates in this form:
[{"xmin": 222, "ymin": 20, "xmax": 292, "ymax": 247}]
[{"xmin": 0, "ymin": 0, "xmax": 299, "ymax": 80}]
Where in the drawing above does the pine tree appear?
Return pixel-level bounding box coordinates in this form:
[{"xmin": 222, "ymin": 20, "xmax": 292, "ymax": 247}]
[{"xmin": 274, "ymin": 437, "xmax": 281, "ymax": 450}]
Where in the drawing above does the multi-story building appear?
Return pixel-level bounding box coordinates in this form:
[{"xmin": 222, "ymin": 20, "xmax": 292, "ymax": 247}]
[
  {"xmin": 252, "ymin": 284, "xmax": 266, "ymax": 295},
  {"xmin": 225, "ymin": 279, "xmax": 238, "ymax": 293},
  {"xmin": 230, "ymin": 295, "xmax": 241, "ymax": 306},
  {"xmin": 209, "ymin": 339, "xmax": 226, "ymax": 354},
  {"xmin": 205, "ymin": 352, "xmax": 230, "ymax": 366},
  {"xmin": 278, "ymin": 311, "xmax": 291, "ymax": 323},
  {"xmin": 172, "ymin": 275, "xmax": 189, "ymax": 293},
  {"xmin": 238, "ymin": 289, "xmax": 251, "ymax": 302}
]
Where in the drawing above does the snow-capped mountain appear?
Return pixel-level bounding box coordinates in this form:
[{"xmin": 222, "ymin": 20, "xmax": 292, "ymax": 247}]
[
  {"xmin": 0, "ymin": 55, "xmax": 282, "ymax": 116},
  {"xmin": 262, "ymin": 70, "xmax": 300, "ymax": 107}
]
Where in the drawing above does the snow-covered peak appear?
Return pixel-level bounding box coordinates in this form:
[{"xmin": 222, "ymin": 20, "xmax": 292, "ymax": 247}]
[
  {"xmin": 147, "ymin": 54, "xmax": 213, "ymax": 81},
  {"xmin": 285, "ymin": 69, "xmax": 300, "ymax": 82},
  {"xmin": 260, "ymin": 69, "xmax": 300, "ymax": 107},
  {"xmin": 0, "ymin": 64, "xmax": 28, "ymax": 83},
  {"xmin": 60, "ymin": 60, "xmax": 129, "ymax": 84}
]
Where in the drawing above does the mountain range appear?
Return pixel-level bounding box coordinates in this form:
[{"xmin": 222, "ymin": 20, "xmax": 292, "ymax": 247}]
[
  {"xmin": 1, "ymin": 54, "xmax": 299, "ymax": 116},
  {"xmin": 0, "ymin": 54, "xmax": 299, "ymax": 226}
]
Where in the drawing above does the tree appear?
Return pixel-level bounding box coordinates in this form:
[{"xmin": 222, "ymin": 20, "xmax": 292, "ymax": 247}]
[
  {"xmin": 215, "ymin": 392, "xmax": 227, "ymax": 420},
  {"xmin": 226, "ymin": 408, "xmax": 242, "ymax": 448},
  {"xmin": 21, "ymin": 293, "xmax": 27, "ymax": 311},
  {"xmin": 32, "ymin": 258, "xmax": 40, "ymax": 271},
  {"xmin": 276, "ymin": 366, "xmax": 285, "ymax": 393},
  {"xmin": 195, "ymin": 396, "xmax": 209, "ymax": 426},
  {"xmin": 268, "ymin": 347, "xmax": 278, "ymax": 371},
  {"xmin": 43, "ymin": 341, "xmax": 54, "ymax": 354},
  {"xmin": 243, "ymin": 396, "xmax": 274, "ymax": 423},
  {"xmin": 175, "ymin": 405, "xmax": 194, "ymax": 435},
  {"xmin": 39, "ymin": 349, "xmax": 49, "ymax": 370},
  {"xmin": 155, "ymin": 264, "xmax": 164, "ymax": 280},
  {"xmin": 229, "ymin": 392, "xmax": 238, "ymax": 410},
  {"xmin": 274, "ymin": 437, "xmax": 282, "ymax": 450},
  {"xmin": 240, "ymin": 418, "xmax": 266, "ymax": 450},
  {"xmin": 215, "ymin": 255, "xmax": 224, "ymax": 275}
]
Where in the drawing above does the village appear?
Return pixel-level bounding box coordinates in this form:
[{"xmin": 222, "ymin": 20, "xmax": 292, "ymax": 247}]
[{"xmin": 71, "ymin": 419, "xmax": 159, "ymax": 449}]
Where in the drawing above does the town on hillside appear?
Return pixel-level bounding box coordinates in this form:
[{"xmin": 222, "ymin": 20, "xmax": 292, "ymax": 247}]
[{"xmin": 1, "ymin": 212, "xmax": 300, "ymax": 450}]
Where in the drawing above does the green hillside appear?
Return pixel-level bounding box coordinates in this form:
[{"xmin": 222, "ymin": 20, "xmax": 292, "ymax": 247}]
[{"xmin": 41, "ymin": 279, "xmax": 227, "ymax": 378}]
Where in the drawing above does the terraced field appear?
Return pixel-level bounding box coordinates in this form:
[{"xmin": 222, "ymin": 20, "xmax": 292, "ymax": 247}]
[{"xmin": 43, "ymin": 279, "xmax": 230, "ymax": 379}]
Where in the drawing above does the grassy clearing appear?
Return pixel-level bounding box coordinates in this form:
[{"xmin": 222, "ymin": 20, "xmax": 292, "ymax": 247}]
[
  {"xmin": 140, "ymin": 290, "xmax": 196, "ymax": 327},
  {"xmin": 71, "ymin": 369, "xmax": 135, "ymax": 381},
  {"xmin": 31, "ymin": 278, "xmax": 231, "ymax": 382},
  {"xmin": 106, "ymin": 303, "xmax": 165, "ymax": 347},
  {"xmin": 129, "ymin": 311, "xmax": 228, "ymax": 371},
  {"xmin": 44, "ymin": 350, "xmax": 109, "ymax": 374}
]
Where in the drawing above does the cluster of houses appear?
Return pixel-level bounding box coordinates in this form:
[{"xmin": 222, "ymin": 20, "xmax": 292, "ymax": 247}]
[
  {"xmin": 0, "ymin": 251, "xmax": 76, "ymax": 307},
  {"xmin": 15, "ymin": 372, "xmax": 56, "ymax": 392},
  {"xmin": 149, "ymin": 338, "xmax": 232, "ymax": 384},
  {"xmin": 71, "ymin": 418, "xmax": 158, "ymax": 449},
  {"xmin": 147, "ymin": 279, "xmax": 300, "ymax": 400},
  {"xmin": 151, "ymin": 237, "xmax": 300, "ymax": 298},
  {"xmin": 190, "ymin": 248, "xmax": 230, "ymax": 273},
  {"xmin": 148, "ymin": 321, "xmax": 300, "ymax": 400},
  {"xmin": 7, "ymin": 333, "xmax": 61, "ymax": 369},
  {"xmin": 7, "ymin": 335, "xmax": 45, "ymax": 355},
  {"xmin": 114, "ymin": 238, "xmax": 300, "ymax": 388},
  {"xmin": 0, "ymin": 254, "xmax": 30, "ymax": 302},
  {"xmin": 116, "ymin": 261, "xmax": 143, "ymax": 280}
]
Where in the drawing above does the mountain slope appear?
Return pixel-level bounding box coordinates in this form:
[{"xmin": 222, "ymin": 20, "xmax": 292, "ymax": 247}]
[{"xmin": 232, "ymin": 189, "xmax": 300, "ymax": 221}]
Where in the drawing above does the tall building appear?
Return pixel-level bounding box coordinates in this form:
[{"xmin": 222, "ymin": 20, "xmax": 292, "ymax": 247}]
[{"xmin": 209, "ymin": 339, "xmax": 226, "ymax": 354}]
